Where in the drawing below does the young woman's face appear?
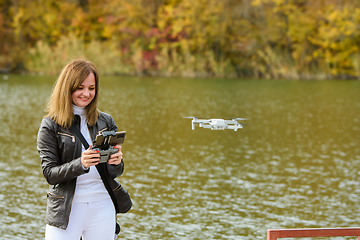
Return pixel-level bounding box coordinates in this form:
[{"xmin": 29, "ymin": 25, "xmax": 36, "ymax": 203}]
[{"xmin": 72, "ymin": 72, "xmax": 96, "ymax": 107}]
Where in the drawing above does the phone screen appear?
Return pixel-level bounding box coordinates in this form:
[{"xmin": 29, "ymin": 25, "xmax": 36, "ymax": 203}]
[{"xmin": 109, "ymin": 131, "xmax": 126, "ymax": 145}]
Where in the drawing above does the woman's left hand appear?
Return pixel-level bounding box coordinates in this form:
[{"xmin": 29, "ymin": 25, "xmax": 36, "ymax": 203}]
[{"xmin": 108, "ymin": 145, "xmax": 123, "ymax": 165}]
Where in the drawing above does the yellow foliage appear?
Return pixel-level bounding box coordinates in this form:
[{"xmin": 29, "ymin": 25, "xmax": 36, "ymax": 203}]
[{"xmin": 3, "ymin": 0, "xmax": 360, "ymax": 78}]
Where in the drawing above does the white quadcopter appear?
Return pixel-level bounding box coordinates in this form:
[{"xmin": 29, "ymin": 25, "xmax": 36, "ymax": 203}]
[{"xmin": 184, "ymin": 117, "xmax": 247, "ymax": 131}]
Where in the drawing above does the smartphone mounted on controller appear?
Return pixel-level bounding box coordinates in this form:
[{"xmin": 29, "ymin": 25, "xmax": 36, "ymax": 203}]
[{"xmin": 92, "ymin": 131, "xmax": 126, "ymax": 163}]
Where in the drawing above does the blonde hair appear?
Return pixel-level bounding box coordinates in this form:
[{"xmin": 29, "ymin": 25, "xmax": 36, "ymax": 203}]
[{"xmin": 46, "ymin": 59, "xmax": 100, "ymax": 128}]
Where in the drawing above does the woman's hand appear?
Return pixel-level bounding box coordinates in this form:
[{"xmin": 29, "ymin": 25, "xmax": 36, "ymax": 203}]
[
  {"xmin": 81, "ymin": 146, "xmax": 100, "ymax": 169},
  {"xmin": 108, "ymin": 145, "xmax": 123, "ymax": 165}
]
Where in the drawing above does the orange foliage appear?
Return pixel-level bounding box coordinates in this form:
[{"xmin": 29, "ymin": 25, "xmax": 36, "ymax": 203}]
[{"xmin": 2, "ymin": 0, "xmax": 360, "ymax": 78}]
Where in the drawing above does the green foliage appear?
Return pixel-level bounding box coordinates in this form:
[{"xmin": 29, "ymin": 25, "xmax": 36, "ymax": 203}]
[{"xmin": 2, "ymin": 0, "xmax": 360, "ymax": 79}]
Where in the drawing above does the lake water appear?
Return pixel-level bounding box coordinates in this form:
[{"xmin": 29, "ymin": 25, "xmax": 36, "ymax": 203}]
[{"xmin": 0, "ymin": 75, "xmax": 359, "ymax": 239}]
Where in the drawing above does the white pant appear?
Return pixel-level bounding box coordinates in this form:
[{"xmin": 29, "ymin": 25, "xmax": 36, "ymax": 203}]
[{"xmin": 45, "ymin": 198, "xmax": 116, "ymax": 240}]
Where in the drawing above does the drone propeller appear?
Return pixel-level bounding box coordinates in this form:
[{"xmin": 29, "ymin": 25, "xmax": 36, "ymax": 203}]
[
  {"xmin": 225, "ymin": 117, "xmax": 247, "ymax": 121},
  {"xmin": 183, "ymin": 116, "xmax": 209, "ymax": 119},
  {"xmin": 184, "ymin": 117, "xmax": 247, "ymax": 121}
]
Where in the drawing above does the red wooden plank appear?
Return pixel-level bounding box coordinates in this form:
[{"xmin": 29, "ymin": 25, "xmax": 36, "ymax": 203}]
[{"xmin": 267, "ymin": 227, "xmax": 360, "ymax": 240}]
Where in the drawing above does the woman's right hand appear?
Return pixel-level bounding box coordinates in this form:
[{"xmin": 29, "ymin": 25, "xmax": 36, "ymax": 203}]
[{"xmin": 81, "ymin": 146, "xmax": 100, "ymax": 169}]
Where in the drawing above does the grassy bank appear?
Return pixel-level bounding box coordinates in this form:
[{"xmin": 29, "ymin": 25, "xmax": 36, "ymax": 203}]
[{"xmin": 23, "ymin": 35, "xmax": 359, "ymax": 80}]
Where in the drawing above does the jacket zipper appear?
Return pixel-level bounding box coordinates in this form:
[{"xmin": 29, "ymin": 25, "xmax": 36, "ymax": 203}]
[
  {"xmin": 113, "ymin": 184, "xmax": 122, "ymax": 191},
  {"xmin": 58, "ymin": 132, "xmax": 75, "ymax": 142},
  {"xmin": 47, "ymin": 192, "xmax": 65, "ymax": 199}
]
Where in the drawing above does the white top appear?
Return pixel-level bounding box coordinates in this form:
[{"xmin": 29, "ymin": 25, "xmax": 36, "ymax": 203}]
[{"xmin": 72, "ymin": 105, "xmax": 110, "ymax": 203}]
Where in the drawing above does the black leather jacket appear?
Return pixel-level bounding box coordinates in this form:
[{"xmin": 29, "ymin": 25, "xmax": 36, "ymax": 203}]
[{"xmin": 37, "ymin": 112, "xmax": 124, "ymax": 230}]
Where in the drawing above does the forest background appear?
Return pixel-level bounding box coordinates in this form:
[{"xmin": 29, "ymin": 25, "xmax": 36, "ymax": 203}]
[{"xmin": 1, "ymin": 0, "xmax": 360, "ymax": 80}]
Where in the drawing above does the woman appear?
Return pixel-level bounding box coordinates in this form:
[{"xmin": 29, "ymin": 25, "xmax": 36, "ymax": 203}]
[{"xmin": 37, "ymin": 59, "xmax": 124, "ymax": 240}]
